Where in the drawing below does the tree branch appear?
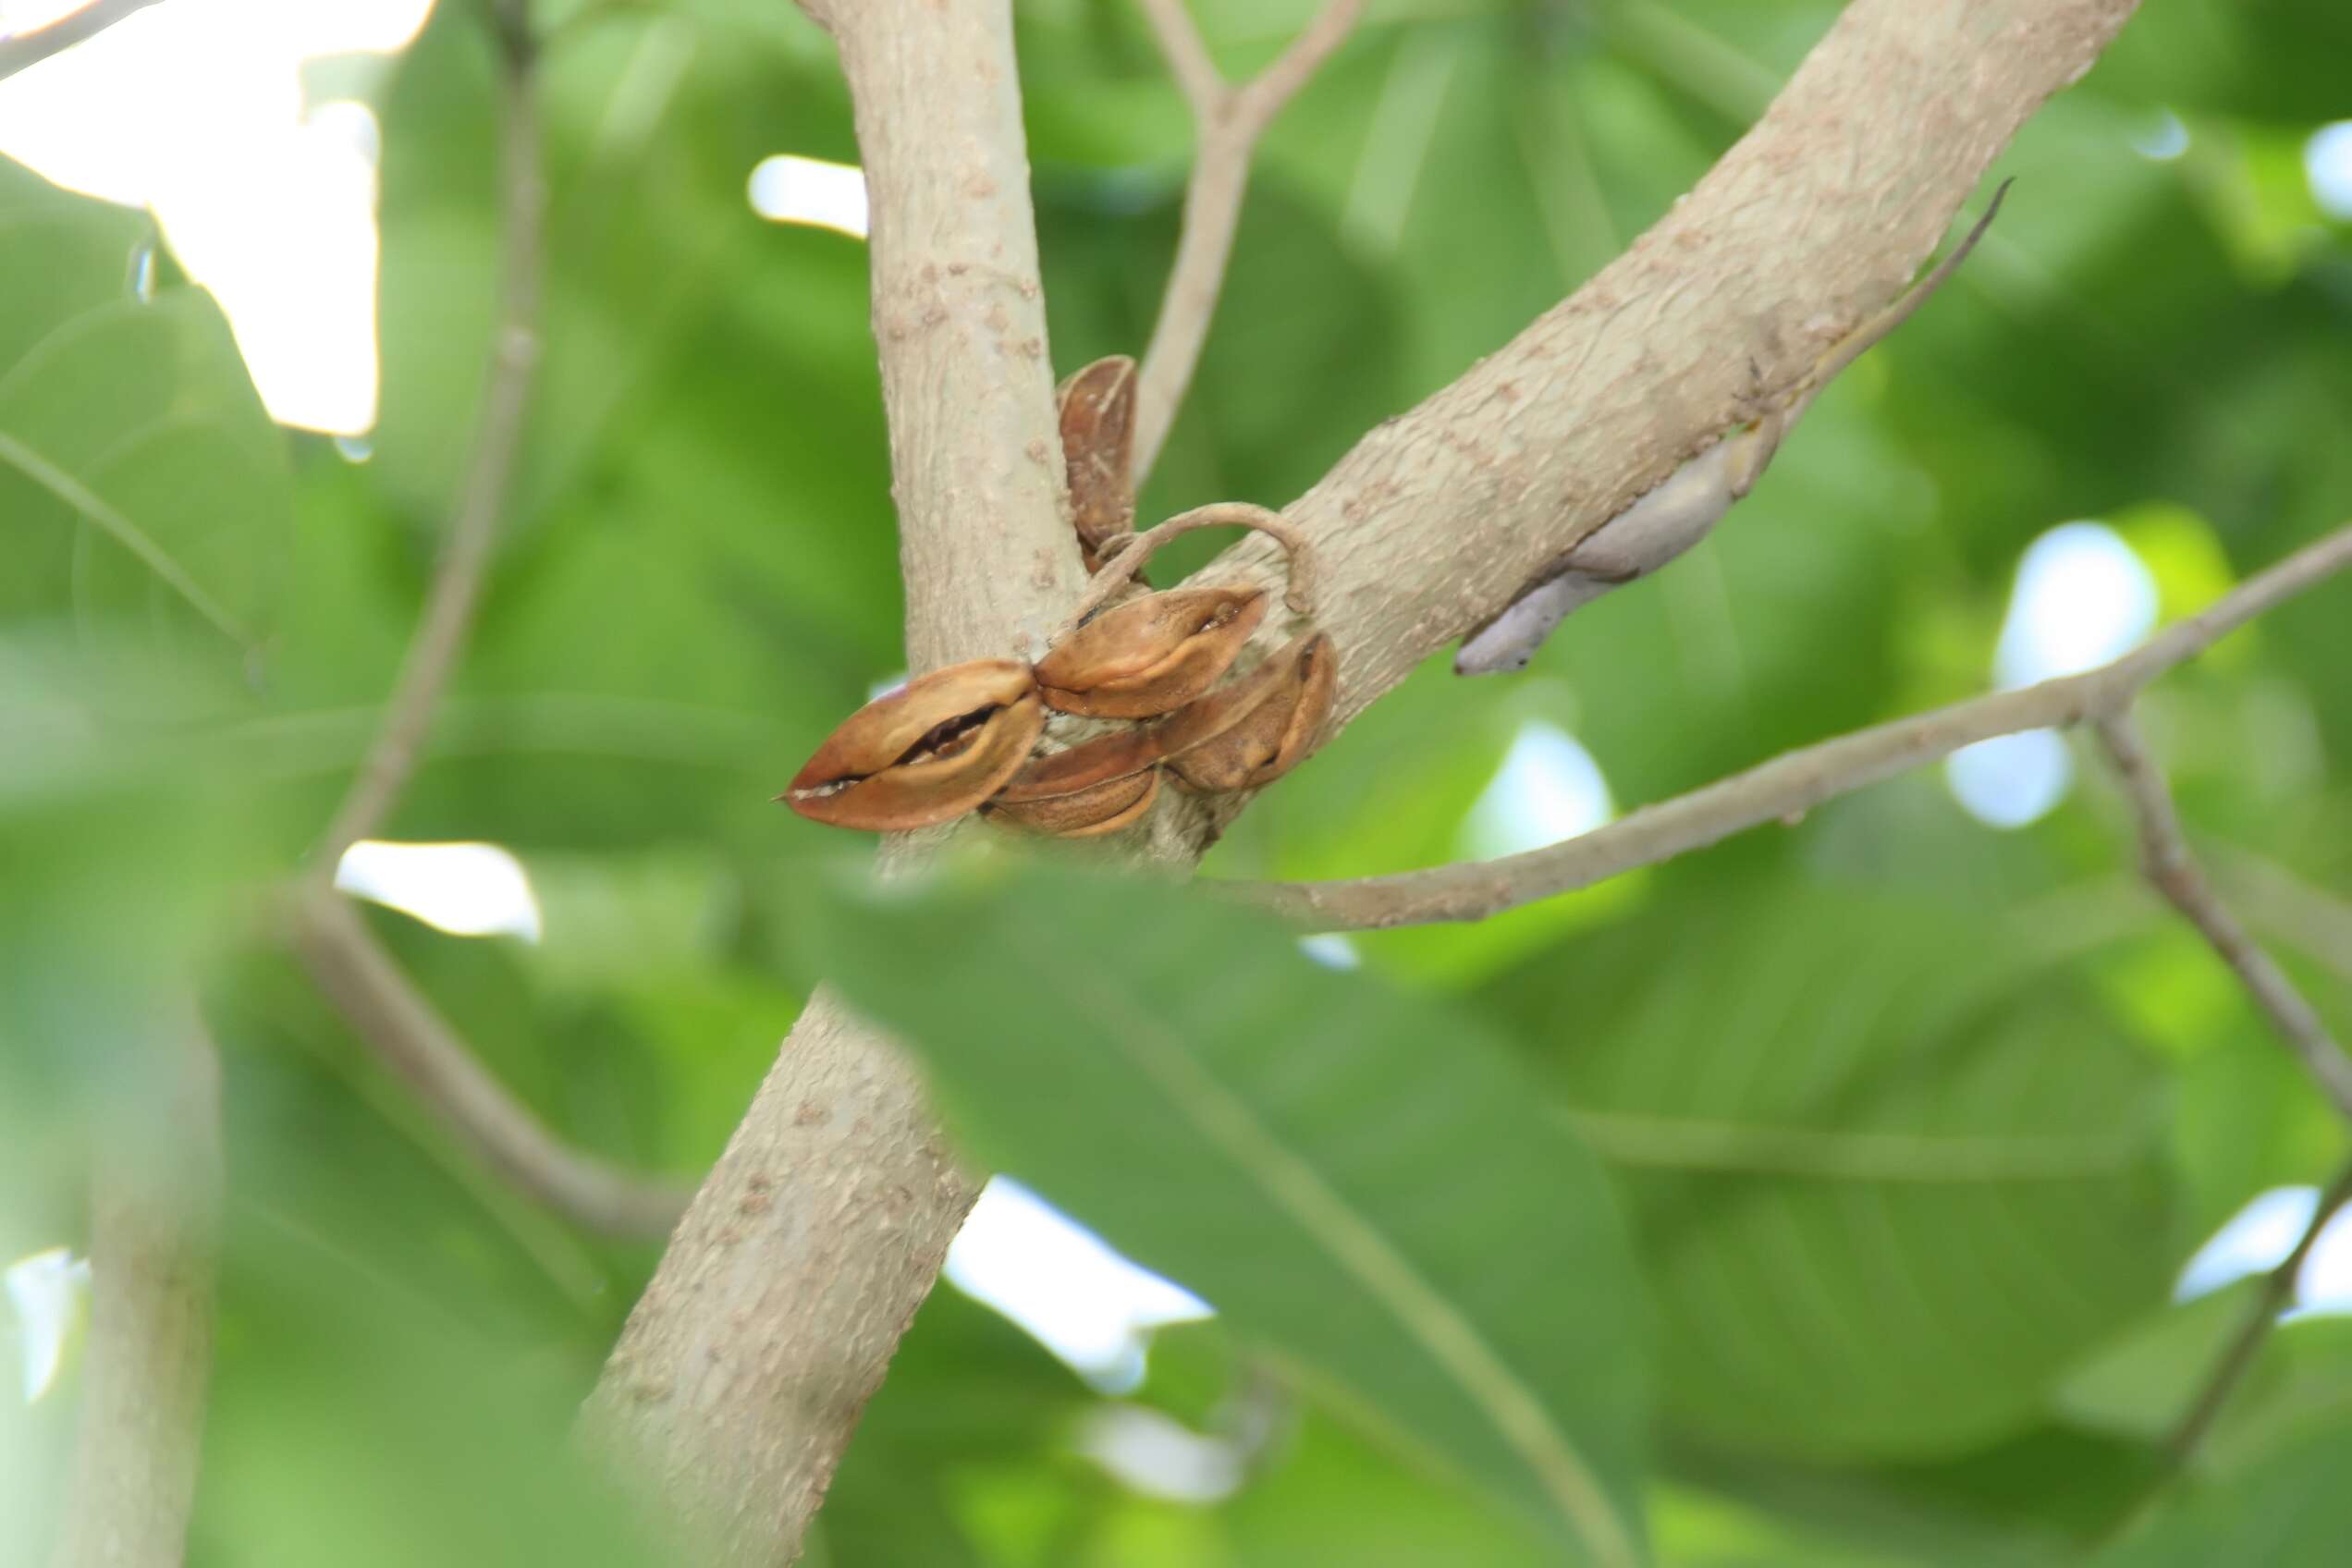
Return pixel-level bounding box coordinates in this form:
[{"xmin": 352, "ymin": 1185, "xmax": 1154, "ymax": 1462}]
[
  {"xmin": 801, "ymin": 0, "xmax": 1083, "ymax": 667},
  {"xmin": 0, "ymin": 0, "xmax": 166, "ymax": 83},
  {"xmin": 2162, "ymin": 1159, "xmax": 2352, "ymax": 1477},
  {"xmin": 277, "ymin": 6, "xmax": 680, "ymax": 1240},
  {"xmin": 1060, "ymin": 500, "xmax": 1317, "ymax": 634},
  {"xmin": 314, "ymin": 3, "xmax": 543, "ymax": 871},
  {"xmin": 1130, "ymin": 0, "xmax": 1364, "ymax": 481},
  {"xmin": 581, "ymin": 3, "xmax": 1075, "ymax": 1560},
  {"xmin": 2094, "ymin": 711, "xmax": 2352, "ymax": 1122},
  {"xmin": 50, "ymin": 1010, "xmax": 220, "ymax": 1568},
  {"xmin": 586, "ymin": 4, "xmax": 2146, "ymax": 1562},
  {"xmin": 2216, "ymin": 850, "xmax": 2352, "ymax": 989},
  {"xmin": 287, "ymin": 890, "xmax": 692, "ymax": 1239},
  {"xmin": 1156, "ymin": 0, "xmax": 2143, "ymax": 857},
  {"xmin": 1237, "ymin": 520, "xmax": 2352, "ymax": 931}
]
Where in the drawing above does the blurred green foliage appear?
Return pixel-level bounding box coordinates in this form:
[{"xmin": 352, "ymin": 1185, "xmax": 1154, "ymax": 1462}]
[{"xmin": 5, "ymin": 0, "xmax": 2352, "ymax": 1563}]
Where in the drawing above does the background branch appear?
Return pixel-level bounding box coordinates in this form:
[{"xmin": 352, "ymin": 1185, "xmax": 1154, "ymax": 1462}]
[
  {"xmin": 50, "ymin": 1010, "xmax": 220, "ymax": 1568},
  {"xmin": 284, "ymin": 4, "xmax": 681, "ymax": 1238},
  {"xmin": 0, "ymin": 0, "xmax": 165, "ymax": 83},
  {"xmin": 313, "ymin": 4, "xmax": 543, "ymax": 871},
  {"xmin": 2163, "ymin": 1160, "xmax": 2352, "ymax": 1474},
  {"xmin": 288, "ymin": 891, "xmax": 692, "ymax": 1239},
  {"xmin": 1130, "ymin": 0, "xmax": 1364, "ymax": 481},
  {"xmin": 1239, "ymin": 520, "xmax": 2352, "ymax": 931},
  {"xmin": 2094, "ymin": 712, "xmax": 2352, "ymax": 1122}
]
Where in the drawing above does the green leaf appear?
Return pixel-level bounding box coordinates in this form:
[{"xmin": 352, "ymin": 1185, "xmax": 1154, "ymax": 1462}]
[
  {"xmin": 1486, "ymin": 881, "xmax": 2179, "ymax": 1463},
  {"xmin": 2092, "ymin": 1426, "xmax": 2352, "ymax": 1567},
  {"xmin": 812, "ymin": 863, "xmax": 1652, "ymax": 1565},
  {"xmin": 0, "ymin": 155, "xmax": 289, "ymax": 664}
]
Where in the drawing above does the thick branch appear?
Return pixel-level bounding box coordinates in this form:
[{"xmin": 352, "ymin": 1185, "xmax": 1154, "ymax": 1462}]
[
  {"xmin": 50, "ymin": 1012, "xmax": 220, "ymax": 1568},
  {"xmin": 315, "ymin": 6, "xmax": 543, "ymax": 869},
  {"xmin": 0, "ymin": 0, "xmax": 165, "ymax": 82},
  {"xmin": 1164, "ymin": 0, "xmax": 2143, "ymax": 823},
  {"xmin": 806, "ymin": 0, "xmax": 1081, "ymax": 667},
  {"xmin": 1130, "ymin": 0, "xmax": 1365, "ymax": 479},
  {"xmin": 288, "ymin": 891, "xmax": 690, "ymax": 1238},
  {"xmin": 1239, "ymin": 521, "xmax": 2352, "ymax": 930},
  {"xmin": 2095, "ymin": 712, "xmax": 2352, "ymax": 1122},
  {"xmin": 581, "ymin": 3, "xmax": 1072, "ymax": 1561}
]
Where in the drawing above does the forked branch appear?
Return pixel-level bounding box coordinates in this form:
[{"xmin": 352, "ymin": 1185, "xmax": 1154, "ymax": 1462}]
[
  {"xmin": 288, "ymin": 4, "xmax": 682, "ymax": 1238},
  {"xmin": 314, "ymin": 1, "xmax": 543, "ymax": 870},
  {"xmin": 1130, "ymin": 0, "xmax": 1365, "ymax": 480}
]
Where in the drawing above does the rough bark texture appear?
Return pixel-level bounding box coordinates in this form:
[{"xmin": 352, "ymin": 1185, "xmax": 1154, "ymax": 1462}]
[
  {"xmin": 1160, "ymin": 2, "xmax": 2140, "ymax": 827},
  {"xmin": 585, "ymin": 1, "xmax": 2141, "ymax": 1562},
  {"xmin": 50, "ymin": 1018, "xmax": 221, "ymax": 1568},
  {"xmin": 580, "ymin": 0, "xmax": 1073, "ymax": 1558},
  {"xmin": 820, "ymin": 0, "xmax": 1082, "ymax": 665}
]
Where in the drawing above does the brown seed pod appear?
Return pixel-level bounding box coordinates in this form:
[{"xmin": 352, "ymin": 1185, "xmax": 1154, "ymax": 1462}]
[
  {"xmin": 988, "ymin": 767, "xmax": 1160, "ymax": 838},
  {"xmin": 1035, "ymin": 586, "xmax": 1268, "ymax": 719},
  {"xmin": 1057, "ymin": 355, "xmax": 1138, "ymax": 574},
  {"xmin": 989, "ymin": 726, "xmax": 1162, "ymax": 804},
  {"xmin": 1160, "ymin": 631, "xmax": 1337, "ymax": 794},
  {"xmin": 780, "ymin": 660, "xmax": 1045, "ymax": 831}
]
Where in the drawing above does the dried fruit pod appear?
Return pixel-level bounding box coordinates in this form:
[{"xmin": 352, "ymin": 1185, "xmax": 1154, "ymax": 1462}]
[
  {"xmin": 989, "ymin": 726, "xmax": 1161, "ymax": 803},
  {"xmin": 1160, "ymin": 631, "xmax": 1337, "ymax": 794},
  {"xmin": 988, "ymin": 767, "xmax": 1160, "ymax": 838},
  {"xmin": 1057, "ymin": 356, "xmax": 1139, "ymax": 574},
  {"xmin": 1035, "ymin": 586, "xmax": 1268, "ymax": 719},
  {"xmin": 780, "ymin": 660, "xmax": 1045, "ymax": 830}
]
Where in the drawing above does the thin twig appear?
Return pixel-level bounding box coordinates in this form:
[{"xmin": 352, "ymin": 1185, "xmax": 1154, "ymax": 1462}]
[
  {"xmin": 0, "ymin": 0, "xmax": 165, "ymax": 82},
  {"xmin": 2163, "ymin": 1160, "xmax": 2352, "ymax": 1473},
  {"xmin": 285, "ymin": 7, "xmax": 682, "ymax": 1240},
  {"xmin": 2098, "ymin": 1157, "xmax": 2352, "ymax": 1551},
  {"xmin": 1129, "ymin": 0, "xmax": 1364, "ymax": 481},
  {"xmin": 50, "ymin": 1007, "xmax": 220, "ymax": 1568},
  {"xmin": 1234, "ymin": 520, "xmax": 2352, "ymax": 931},
  {"xmin": 313, "ymin": 5, "xmax": 544, "ymax": 872},
  {"xmin": 1060, "ymin": 500, "xmax": 1318, "ymax": 638},
  {"xmin": 2094, "ymin": 711, "xmax": 2352, "ymax": 1122},
  {"xmin": 288, "ymin": 890, "xmax": 692, "ymax": 1240}
]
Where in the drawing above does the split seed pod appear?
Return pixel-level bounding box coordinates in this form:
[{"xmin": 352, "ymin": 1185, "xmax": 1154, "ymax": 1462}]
[
  {"xmin": 984, "ymin": 728, "xmax": 1162, "ymax": 838},
  {"xmin": 1057, "ymin": 355, "xmax": 1139, "ymax": 574},
  {"xmin": 1034, "ymin": 586, "xmax": 1268, "ymax": 719},
  {"xmin": 781, "ymin": 659, "xmax": 1045, "ymax": 831},
  {"xmin": 989, "ymin": 768, "xmax": 1160, "ymax": 838},
  {"xmin": 1159, "ymin": 631, "xmax": 1337, "ymax": 794}
]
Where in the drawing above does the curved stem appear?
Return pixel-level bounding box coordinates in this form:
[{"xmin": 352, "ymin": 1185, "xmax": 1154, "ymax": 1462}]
[
  {"xmin": 288, "ymin": 890, "xmax": 691, "ymax": 1239},
  {"xmin": 314, "ymin": 6, "xmax": 543, "ymax": 871},
  {"xmin": 1060, "ymin": 501, "xmax": 1318, "ymax": 637}
]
